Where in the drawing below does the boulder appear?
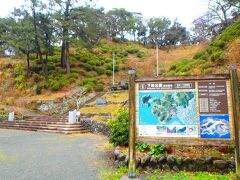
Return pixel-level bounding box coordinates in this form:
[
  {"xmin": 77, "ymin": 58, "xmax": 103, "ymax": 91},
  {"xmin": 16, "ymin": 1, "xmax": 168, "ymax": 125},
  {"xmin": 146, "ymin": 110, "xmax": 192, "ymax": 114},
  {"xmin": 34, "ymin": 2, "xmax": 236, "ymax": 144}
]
[
  {"xmin": 158, "ymin": 156, "xmax": 166, "ymax": 164},
  {"xmin": 173, "ymin": 165, "xmax": 180, "ymax": 172},
  {"xmin": 183, "ymin": 157, "xmax": 192, "ymax": 165},
  {"xmin": 141, "ymin": 155, "xmax": 151, "ymax": 167},
  {"xmin": 176, "ymin": 157, "xmax": 182, "ymax": 166},
  {"xmin": 117, "ymin": 153, "xmax": 126, "ymax": 161},
  {"xmin": 226, "ymin": 160, "xmax": 235, "ymax": 168},
  {"xmin": 205, "ymin": 156, "xmax": 213, "ymax": 164},
  {"xmin": 213, "ymin": 160, "xmax": 227, "ymax": 169},
  {"xmin": 162, "ymin": 164, "xmax": 171, "ymax": 171},
  {"xmin": 167, "ymin": 155, "xmax": 175, "ymax": 165}
]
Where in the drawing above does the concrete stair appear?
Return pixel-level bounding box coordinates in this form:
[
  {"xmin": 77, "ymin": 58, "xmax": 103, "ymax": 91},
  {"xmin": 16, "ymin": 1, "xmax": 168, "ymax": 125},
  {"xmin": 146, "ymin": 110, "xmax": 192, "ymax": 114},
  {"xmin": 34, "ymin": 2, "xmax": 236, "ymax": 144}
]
[{"xmin": 0, "ymin": 116, "xmax": 89, "ymax": 134}]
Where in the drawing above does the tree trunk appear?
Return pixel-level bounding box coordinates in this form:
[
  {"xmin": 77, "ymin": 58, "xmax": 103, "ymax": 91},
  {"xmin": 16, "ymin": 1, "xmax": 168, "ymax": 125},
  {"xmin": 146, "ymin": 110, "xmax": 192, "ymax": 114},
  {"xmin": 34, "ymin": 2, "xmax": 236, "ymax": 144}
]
[
  {"xmin": 65, "ymin": 41, "xmax": 70, "ymax": 75},
  {"xmin": 32, "ymin": 5, "xmax": 43, "ymax": 63},
  {"xmin": 61, "ymin": 40, "xmax": 66, "ymax": 68},
  {"xmin": 27, "ymin": 52, "xmax": 30, "ymax": 73}
]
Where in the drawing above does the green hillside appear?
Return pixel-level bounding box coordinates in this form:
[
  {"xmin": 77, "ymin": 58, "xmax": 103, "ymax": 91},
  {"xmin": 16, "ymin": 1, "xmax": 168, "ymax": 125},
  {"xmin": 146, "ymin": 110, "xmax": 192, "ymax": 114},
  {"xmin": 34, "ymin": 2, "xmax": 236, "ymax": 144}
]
[{"xmin": 165, "ymin": 20, "xmax": 240, "ymax": 75}]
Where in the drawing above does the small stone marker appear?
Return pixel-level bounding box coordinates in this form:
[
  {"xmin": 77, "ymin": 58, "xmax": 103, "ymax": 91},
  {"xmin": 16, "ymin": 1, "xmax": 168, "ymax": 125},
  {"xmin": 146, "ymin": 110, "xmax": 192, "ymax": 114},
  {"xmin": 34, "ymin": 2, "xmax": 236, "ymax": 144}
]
[
  {"xmin": 68, "ymin": 109, "xmax": 77, "ymax": 124},
  {"xmin": 96, "ymin": 97, "xmax": 107, "ymax": 106},
  {"xmin": 8, "ymin": 112, "xmax": 14, "ymax": 121}
]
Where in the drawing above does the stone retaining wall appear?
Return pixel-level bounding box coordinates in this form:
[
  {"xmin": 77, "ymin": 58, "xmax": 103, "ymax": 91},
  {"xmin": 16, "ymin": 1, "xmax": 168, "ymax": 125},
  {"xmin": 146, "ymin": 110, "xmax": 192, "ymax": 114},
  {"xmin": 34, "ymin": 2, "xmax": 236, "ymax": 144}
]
[
  {"xmin": 113, "ymin": 147, "xmax": 235, "ymax": 173},
  {"xmin": 80, "ymin": 119, "xmax": 109, "ymax": 136},
  {"xmin": 35, "ymin": 88, "xmax": 97, "ymax": 115}
]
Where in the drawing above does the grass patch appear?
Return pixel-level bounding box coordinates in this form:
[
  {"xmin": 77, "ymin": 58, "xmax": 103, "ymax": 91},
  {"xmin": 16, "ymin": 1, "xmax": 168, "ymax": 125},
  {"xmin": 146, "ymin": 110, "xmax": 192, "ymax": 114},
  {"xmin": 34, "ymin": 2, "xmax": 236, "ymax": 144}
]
[
  {"xmin": 99, "ymin": 167, "xmax": 237, "ymax": 180},
  {"xmin": 79, "ymin": 104, "xmax": 120, "ymax": 115},
  {"xmin": 145, "ymin": 171, "xmax": 237, "ymax": 180}
]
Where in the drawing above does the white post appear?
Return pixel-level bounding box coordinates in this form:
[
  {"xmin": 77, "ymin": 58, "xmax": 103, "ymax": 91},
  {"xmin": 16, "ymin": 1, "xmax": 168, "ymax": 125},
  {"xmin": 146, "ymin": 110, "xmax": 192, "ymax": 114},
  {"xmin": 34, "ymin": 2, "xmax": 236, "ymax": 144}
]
[
  {"xmin": 156, "ymin": 42, "xmax": 159, "ymax": 76},
  {"xmin": 8, "ymin": 112, "xmax": 14, "ymax": 122},
  {"xmin": 68, "ymin": 109, "xmax": 77, "ymax": 124},
  {"xmin": 113, "ymin": 52, "xmax": 115, "ymax": 85}
]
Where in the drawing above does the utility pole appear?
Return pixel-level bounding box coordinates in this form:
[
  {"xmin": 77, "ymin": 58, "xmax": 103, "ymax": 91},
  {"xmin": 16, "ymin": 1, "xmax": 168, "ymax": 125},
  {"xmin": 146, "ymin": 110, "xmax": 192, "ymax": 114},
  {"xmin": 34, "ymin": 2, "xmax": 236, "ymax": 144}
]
[
  {"xmin": 112, "ymin": 52, "xmax": 115, "ymax": 85},
  {"xmin": 156, "ymin": 42, "xmax": 159, "ymax": 76}
]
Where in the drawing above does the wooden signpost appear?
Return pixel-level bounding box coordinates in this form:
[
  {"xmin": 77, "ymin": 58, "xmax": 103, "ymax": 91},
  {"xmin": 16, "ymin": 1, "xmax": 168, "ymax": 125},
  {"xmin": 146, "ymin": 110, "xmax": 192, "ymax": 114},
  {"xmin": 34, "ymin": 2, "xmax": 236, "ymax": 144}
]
[{"xmin": 128, "ymin": 71, "xmax": 240, "ymax": 178}]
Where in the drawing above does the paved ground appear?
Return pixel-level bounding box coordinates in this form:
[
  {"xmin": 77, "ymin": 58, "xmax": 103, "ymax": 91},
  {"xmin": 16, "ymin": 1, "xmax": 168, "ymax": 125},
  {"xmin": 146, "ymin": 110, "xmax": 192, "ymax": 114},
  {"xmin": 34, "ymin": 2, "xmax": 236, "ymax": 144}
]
[{"xmin": 0, "ymin": 129, "xmax": 108, "ymax": 180}]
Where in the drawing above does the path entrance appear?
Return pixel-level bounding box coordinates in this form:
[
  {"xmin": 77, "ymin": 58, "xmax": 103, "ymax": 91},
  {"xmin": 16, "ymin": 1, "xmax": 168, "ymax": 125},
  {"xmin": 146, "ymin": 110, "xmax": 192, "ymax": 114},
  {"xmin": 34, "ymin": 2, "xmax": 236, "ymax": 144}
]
[{"xmin": 0, "ymin": 129, "xmax": 107, "ymax": 180}]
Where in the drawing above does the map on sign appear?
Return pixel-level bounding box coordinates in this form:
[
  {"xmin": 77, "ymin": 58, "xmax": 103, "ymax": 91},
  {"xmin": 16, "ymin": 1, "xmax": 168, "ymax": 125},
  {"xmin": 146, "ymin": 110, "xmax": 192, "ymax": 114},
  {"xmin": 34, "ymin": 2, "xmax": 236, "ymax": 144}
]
[
  {"xmin": 138, "ymin": 91, "xmax": 198, "ymax": 137},
  {"xmin": 200, "ymin": 115, "xmax": 230, "ymax": 138}
]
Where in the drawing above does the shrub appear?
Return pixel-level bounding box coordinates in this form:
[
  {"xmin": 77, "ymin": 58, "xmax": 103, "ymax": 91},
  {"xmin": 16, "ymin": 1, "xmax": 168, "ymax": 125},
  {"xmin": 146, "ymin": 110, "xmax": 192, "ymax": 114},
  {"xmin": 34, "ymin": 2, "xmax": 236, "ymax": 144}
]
[
  {"xmin": 212, "ymin": 39, "xmax": 225, "ymax": 49},
  {"xmin": 210, "ymin": 51, "xmax": 225, "ymax": 62},
  {"xmin": 137, "ymin": 51, "xmax": 145, "ymax": 58},
  {"xmin": 84, "ymin": 83, "xmax": 93, "ymax": 93},
  {"xmin": 193, "ymin": 51, "xmax": 206, "ymax": 59},
  {"xmin": 83, "ymin": 63, "xmax": 93, "ymax": 71},
  {"xmin": 35, "ymin": 85, "xmax": 42, "ymax": 95},
  {"xmin": 95, "ymin": 67, "xmax": 105, "ymax": 75},
  {"xmin": 95, "ymin": 83, "xmax": 104, "ymax": 91},
  {"xmin": 70, "ymin": 73, "xmax": 79, "ymax": 79},
  {"xmin": 108, "ymin": 106, "xmax": 129, "ymax": 146},
  {"xmin": 86, "ymin": 71, "xmax": 98, "ymax": 78},
  {"xmin": 106, "ymin": 70, "xmax": 112, "ymax": 76},
  {"xmin": 31, "ymin": 66, "xmax": 42, "ymax": 74},
  {"xmin": 48, "ymin": 76, "xmax": 68, "ymax": 91},
  {"xmin": 33, "ymin": 74, "xmax": 41, "ymax": 83},
  {"xmin": 48, "ymin": 55, "xmax": 60, "ymax": 63},
  {"xmin": 49, "ymin": 80, "xmax": 62, "ymax": 91},
  {"xmin": 148, "ymin": 144, "xmax": 166, "ymax": 157},
  {"xmin": 15, "ymin": 75, "xmax": 25, "ymax": 85},
  {"xmin": 126, "ymin": 46, "xmax": 139, "ymax": 54},
  {"xmin": 12, "ymin": 65, "xmax": 25, "ymax": 77},
  {"xmin": 200, "ymin": 62, "xmax": 212, "ymax": 69},
  {"xmin": 136, "ymin": 143, "xmax": 150, "ymax": 153}
]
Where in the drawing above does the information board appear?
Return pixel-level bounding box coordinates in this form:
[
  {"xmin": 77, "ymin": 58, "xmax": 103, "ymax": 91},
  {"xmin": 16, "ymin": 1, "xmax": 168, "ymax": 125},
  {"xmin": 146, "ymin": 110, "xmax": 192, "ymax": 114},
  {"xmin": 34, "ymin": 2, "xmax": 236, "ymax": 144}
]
[{"xmin": 135, "ymin": 75, "xmax": 234, "ymax": 145}]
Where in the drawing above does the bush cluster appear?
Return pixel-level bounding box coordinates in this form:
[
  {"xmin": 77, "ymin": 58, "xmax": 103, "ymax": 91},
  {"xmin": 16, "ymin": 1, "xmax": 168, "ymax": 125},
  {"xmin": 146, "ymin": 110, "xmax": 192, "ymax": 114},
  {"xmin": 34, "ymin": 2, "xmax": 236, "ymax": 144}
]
[{"xmin": 108, "ymin": 106, "xmax": 129, "ymax": 146}]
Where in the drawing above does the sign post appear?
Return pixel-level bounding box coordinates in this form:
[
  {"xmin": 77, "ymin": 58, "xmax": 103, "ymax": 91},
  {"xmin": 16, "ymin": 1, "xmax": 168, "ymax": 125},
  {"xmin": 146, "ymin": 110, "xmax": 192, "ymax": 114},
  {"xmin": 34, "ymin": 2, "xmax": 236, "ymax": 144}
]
[
  {"xmin": 229, "ymin": 66, "xmax": 240, "ymax": 177},
  {"xmin": 128, "ymin": 70, "xmax": 136, "ymax": 178}
]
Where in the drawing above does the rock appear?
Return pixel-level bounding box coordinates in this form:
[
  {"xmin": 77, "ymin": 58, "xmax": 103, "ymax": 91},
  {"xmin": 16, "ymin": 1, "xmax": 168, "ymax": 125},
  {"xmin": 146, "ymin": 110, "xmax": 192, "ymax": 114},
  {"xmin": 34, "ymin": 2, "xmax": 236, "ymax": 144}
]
[
  {"xmin": 118, "ymin": 161, "xmax": 126, "ymax": 167},
  {"xmin": 173, "ymin": 165, "xmax": 180, "ymax": 172},
  {"xmin": 117, "ymin": 153, "xmax": 126, "ymax": 161},
  {"xmin": 162, "ymin": 164, "xmax": 171, "ymax": 171},
  {"xmin": 146, "ymin": 166, "xmax": 152, "ymax": 171},
  {"xmin": 188, "ymin": 164, "xmax": 196, "ymax": 171},
  {"xmin": 124, "ymin": 155, "xmax": 129, "ymax": 164},
  {"xmin": 213, "ymin": 160, "xmax": 227, "ymax": 169},
  {"xmin": 176, "ymin": 157, "xmax": 182, "ymax": 166},
  {"xmin": 196, "ymin": 158, "xmax": 206, "ymax": 165},
  {"xmin": 113, "ymin": 160, "xmax": 119, "ymax": 168},
  {"xmin": 205, "ymin": 156, "xmax": 213, "ymax": 164},
  {"xmin": 226, "ymin": 160, "xmax": 235, "ymax": 168},
  {"xmin": 149, "ymin": 157, "xmax": 158, "ymax": 168},
  {"xmin": 158, "ymin": 156, "xmax": 166, "ymax": 164},
  {"xmin": 183, "ymin": 157, "xmax": 192, "ymax": 165},
  {"xmin": 114, "ymin": 147, "xmax": 121, "ymax": 159},
  {"xmin": 136, "ymin": 158, "xmax": 141, "ymax": 167},
  {"xmin": 167, "ymin": 155, "xmax": 175, "ymax": 165},
  {"xmin": 141, "ymin": 155, "xmax": 151, "ymax": 167}
]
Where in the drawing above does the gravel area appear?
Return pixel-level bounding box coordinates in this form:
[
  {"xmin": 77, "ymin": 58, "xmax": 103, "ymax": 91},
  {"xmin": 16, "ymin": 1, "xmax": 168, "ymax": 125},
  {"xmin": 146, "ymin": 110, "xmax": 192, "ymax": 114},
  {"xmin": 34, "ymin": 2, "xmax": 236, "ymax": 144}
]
[{"xmin": 0, "ymin": 129, "xmax": 108, "ymax": 180}]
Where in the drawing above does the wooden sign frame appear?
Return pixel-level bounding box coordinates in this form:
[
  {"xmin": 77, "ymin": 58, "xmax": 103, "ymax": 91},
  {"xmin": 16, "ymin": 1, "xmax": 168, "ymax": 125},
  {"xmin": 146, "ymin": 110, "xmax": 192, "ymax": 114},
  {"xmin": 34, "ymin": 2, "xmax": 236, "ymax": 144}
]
[
  {"xmin": 135, "ymin": 74, "xmax": 234, "ymax": 146},
  {"xmin": 128, "ymin": 72, "xmax": 240, "ymax": 177}
]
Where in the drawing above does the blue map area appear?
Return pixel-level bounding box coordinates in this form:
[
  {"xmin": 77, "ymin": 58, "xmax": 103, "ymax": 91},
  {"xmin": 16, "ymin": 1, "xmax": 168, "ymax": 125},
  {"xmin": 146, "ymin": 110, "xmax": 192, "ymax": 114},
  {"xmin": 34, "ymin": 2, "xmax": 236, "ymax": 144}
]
[
  {"xmin": 139, "ymin": 92, "xmax": 197, "ymax": 126},
  {"xmin": 200, "ymin": 115, "xmax": 230, "ymax": 138}
]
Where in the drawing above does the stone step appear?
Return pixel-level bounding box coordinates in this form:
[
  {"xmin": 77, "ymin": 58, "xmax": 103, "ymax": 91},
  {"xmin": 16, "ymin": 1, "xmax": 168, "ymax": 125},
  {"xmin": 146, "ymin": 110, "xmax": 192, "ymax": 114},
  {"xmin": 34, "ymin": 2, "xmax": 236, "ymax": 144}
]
[
  {"xmin": 0, "ymin": 126, "xmax": 89, "ymax": 134},
  {"xmin": 25, "ymin": 118, "xmax": 68, "ymax": 122},
  {"xmin": 0, "ymin": 124, "xmax": 86, "ymax": 131},
  {"xmin": 0, "ymin": 121, "xmax": 82, "ymax": 126}
]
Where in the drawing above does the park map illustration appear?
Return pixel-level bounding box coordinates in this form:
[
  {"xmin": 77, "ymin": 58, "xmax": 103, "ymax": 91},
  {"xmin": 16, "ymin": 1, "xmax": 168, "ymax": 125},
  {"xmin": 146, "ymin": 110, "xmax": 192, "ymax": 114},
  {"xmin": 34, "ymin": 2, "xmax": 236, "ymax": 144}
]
[{"xmin": 139, "ymin": 91, "xmax": 198, "ymax": 137}]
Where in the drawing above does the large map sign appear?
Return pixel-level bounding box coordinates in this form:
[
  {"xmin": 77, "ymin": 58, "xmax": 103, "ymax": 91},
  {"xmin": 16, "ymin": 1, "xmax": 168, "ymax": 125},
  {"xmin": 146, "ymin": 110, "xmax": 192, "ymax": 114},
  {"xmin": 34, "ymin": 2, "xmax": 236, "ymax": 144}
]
[{"xmin": 135, "ymin": 75, "xmax": 234, "ymax": 145}]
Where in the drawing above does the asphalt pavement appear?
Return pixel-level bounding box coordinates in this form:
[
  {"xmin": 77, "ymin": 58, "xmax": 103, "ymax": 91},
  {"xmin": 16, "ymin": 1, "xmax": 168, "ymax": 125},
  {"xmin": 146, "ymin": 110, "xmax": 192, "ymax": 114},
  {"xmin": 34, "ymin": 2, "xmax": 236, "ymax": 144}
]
[{"xmin": 0, "ymin": 129, "xmax": 108, "ymax": 180}]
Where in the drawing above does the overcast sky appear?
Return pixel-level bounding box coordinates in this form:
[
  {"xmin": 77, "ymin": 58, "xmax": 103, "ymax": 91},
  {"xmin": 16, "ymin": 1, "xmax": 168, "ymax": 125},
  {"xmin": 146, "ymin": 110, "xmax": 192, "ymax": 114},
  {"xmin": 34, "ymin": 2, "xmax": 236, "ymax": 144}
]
[{"xmin": 0, "ymin": 0, "xmax": 209, "ymax": 29}]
